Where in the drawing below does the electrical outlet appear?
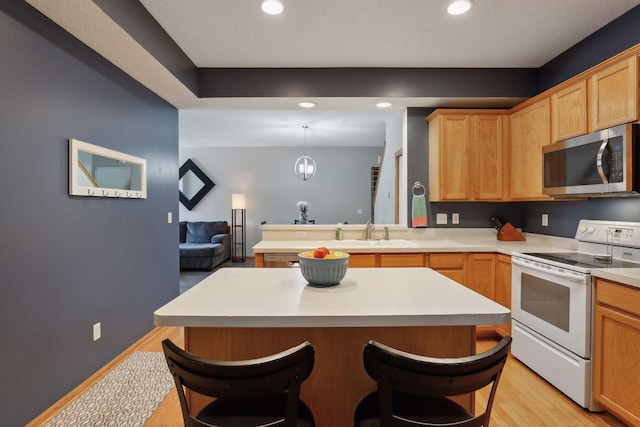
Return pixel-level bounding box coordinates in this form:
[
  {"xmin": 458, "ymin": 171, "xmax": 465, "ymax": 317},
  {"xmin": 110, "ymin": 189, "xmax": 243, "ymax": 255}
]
[
  {"xmin": 296, "ymin": 231, "xmax": 307, "ymax": 237},
  {"xmin": 93, "ymin": 322, "xmax": 101, "ymax": 341},
  {"xmin": 452, "ymin": 213, "xmax": 460, "ymax": 224},
  {"xmin": 167, "ymin": 212, "xmax": 172, "ymax": 224},
  {"xmin": 542, "ymin": 213, "xmax": 549, "ymax": 227},
  {"xmin": 357, "ymin": 209, "xmax": 364, "ymax": 215},
  {"xmin": 436, "ymin": 213, "xmax": 448, "ymax": 224}
]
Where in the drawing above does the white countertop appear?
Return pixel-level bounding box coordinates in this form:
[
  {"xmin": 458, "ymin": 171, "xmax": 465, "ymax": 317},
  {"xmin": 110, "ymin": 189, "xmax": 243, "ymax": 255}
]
[
  {"xmin": 155, "ymin": 268, "xmax": 510, "ymax": 328},
  {"xmin": 252, "ymin": 235, "xmax": 574, "ymax": 256}
]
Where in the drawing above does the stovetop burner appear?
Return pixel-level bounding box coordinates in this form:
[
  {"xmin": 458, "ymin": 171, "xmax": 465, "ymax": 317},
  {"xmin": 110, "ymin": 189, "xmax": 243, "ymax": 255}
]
[{"xmin": 523, "ymin": 252, "xmax": 640, "ymax": 269}]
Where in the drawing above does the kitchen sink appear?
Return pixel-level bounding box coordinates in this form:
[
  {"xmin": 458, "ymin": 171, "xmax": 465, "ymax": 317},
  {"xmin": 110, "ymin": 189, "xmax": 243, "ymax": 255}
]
[{"xmin": 331, "ymin": 239, "xmax": 418, "ymax": 247}]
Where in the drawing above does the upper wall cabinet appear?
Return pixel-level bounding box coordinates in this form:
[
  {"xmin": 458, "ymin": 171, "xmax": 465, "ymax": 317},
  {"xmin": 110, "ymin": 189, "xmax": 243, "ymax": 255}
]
[
  {"xmin": 551, "ymin": 79, "xmax": 588, "ymax": 142},
  {"xmin": 588, "ymin": 56, "xmax": 638, "ymax": 132},
  {"xmin": 509, "ymin": 98, "xmax": 551, "ymax": 200},
  {"xmin": 427, "ymin": 110, "xmax": 507, "ymax": 201}
]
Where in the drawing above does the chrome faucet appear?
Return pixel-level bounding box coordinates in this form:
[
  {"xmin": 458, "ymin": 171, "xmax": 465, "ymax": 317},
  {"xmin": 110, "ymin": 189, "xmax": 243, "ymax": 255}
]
[
  {"xmin": 364, "ymin": 218, "xmax": 375, "ymax": 240},
  {"xmin": 384, "ymin": 226, "xmax": 390, "ymax": 240}
]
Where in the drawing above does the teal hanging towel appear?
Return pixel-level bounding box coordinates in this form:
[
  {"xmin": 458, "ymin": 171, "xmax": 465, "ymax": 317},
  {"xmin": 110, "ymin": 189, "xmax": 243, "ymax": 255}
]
[{"xmin": 411, "ymin": 182, "xmax": 427, "ymax": 228}]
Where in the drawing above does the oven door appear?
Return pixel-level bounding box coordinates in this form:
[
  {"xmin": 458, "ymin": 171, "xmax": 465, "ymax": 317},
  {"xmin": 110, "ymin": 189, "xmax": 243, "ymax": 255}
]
[{"xmin": 511, "ymin": 256, "xmax": 591, "ymax": 358}]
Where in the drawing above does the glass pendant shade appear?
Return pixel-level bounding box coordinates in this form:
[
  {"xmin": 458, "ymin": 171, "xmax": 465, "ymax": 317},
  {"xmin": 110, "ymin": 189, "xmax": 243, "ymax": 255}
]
[
  {"xmin": 294, "ymin": 155, "xmax": 316, "ymax": 180},
  {"xmin": 295, "ymin": 125, "xmax": 316, "ymax": 180}
]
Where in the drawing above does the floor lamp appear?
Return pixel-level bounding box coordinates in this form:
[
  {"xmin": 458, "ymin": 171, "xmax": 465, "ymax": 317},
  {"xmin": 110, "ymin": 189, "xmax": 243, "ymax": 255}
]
[{"xmin": 231, "ymin": 193, "xmax": 246, "ymax": 262}]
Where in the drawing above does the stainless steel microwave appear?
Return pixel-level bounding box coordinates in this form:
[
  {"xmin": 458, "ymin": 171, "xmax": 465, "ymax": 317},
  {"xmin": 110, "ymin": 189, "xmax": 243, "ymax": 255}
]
[{"xmin": 542, "ymin": 123, "xmax": 639, "ymax": 197}]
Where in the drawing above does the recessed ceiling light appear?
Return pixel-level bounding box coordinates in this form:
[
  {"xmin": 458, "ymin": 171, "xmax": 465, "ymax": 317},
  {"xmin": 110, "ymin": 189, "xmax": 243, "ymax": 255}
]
[
  {"xmin": 447, "ymin": 0, "xmax": 473, "ymax": 15},
  {"xmin": 261, "ymin": 0, "xmax": 283, "ymax": 15},
  {"xmin": 376, "ymin": 102, "xmax": 392, "ymax": 108},
  {"xmin": 299, "ymin": 101, "xmax": 316, "ymax": 108}
]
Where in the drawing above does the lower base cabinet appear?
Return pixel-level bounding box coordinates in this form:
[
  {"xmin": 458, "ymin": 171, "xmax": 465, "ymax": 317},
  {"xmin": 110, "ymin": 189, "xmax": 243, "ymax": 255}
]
[
  {"xmin": 347, "ymin": 254, "xmax": 377, "ymax": 267},
  {"xmin": 428, "ymin": 253, "xmax": 466, "ymax": 283},
  {"xmin": 593, "ymin": 279, "xmax": 640, "ymax": 426},
  {"xmin": 494, "ymin": 254, "xmax": 512, "ymax": 336}
]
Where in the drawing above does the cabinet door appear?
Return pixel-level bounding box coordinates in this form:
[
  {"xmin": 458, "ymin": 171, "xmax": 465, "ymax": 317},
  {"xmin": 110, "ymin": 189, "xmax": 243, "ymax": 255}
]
[
  {"xmin": 594, "ymin": 303, "xmax": 640, "ymax": 425},
  {"xmin": 494, "ymin": 254, "xmax": 512, "ymax": 336},
  {"xmin": 551, "ymin": 79, "xmax": 588, "ymax": 141},
  {"xmin": 472, "ymin": 115, "xmax": 503, "ymax": 200},
  {"xmin": 379, "ymin": 253, "xmax": 425, "ymax": 267},
  {"xmin": 510, "ymin": 98, "xmax": 551, "ymax": 200},
  {"xmin": 436, "ymin": 115, "xmax": 471, "ymax": 200},
  {"xmin": 465, "ymin": 253, "xmax": 495, "ymax": 299},
  {"xmin": 589, "ymin": 56, "xmax": 638, "ymax": 131}
]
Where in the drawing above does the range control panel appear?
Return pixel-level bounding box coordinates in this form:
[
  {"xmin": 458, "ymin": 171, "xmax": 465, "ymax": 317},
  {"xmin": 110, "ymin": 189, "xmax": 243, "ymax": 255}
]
[{"xmin": 576, "ymin": 220, "xmax": 640, "ymax": 248}]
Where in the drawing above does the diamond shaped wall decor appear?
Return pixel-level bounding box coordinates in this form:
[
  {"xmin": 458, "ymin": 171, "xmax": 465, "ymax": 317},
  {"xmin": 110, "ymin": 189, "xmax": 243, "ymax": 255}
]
[{"xmin": 179, "ymin": 159, "xmax": 215, "ymax": 210}]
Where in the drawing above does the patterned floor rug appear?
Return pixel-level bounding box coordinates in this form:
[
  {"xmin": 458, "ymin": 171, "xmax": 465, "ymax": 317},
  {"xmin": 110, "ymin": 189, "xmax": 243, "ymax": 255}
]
[{"xmin": 44, "ymin": 351, "xmax": 173, "ymax": 427}]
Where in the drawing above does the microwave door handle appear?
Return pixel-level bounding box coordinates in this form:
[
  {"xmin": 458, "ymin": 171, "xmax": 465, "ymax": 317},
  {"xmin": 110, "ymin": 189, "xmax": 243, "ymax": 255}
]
[{"xmin": 596, "ymin": 140, "xmax": 609, "ymax": 184}]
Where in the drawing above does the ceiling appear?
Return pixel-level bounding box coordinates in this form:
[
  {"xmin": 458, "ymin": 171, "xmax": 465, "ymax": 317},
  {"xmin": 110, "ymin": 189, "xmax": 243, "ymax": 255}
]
[
  {"xmin": 27, "ymin": 0, "xmax": 640, "ymax": 147},
  {"xmin": 139, "ymin": 0, "xmax": 638, "ymax": 69}
]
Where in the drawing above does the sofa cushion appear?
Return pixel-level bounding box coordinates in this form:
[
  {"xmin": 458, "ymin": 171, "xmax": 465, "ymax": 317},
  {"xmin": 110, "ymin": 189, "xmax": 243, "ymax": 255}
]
[
  {"xmin": 179, "ymin": 221, "xmax": 187, "ymax": 243},
  {"xmin": 180, "ymin": 243, "xmax": 225, "ymax": 258},
  {"xmin": 186, "ymin": 221, "xmax": 228, "ymax": 243},
  {"xmin": 211, "ymin": 234, "xmax": 227, "ymax": 244}
]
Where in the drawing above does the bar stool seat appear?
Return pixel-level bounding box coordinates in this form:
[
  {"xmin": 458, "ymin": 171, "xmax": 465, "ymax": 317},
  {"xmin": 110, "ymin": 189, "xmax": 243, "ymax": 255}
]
[{"xmin": 163, "ymin": 339, "xmax": 315, "ymax": 427}]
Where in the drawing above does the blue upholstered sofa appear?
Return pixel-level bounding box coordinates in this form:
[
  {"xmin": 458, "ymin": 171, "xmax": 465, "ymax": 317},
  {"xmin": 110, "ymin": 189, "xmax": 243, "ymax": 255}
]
[{"xmin": 179, "ymin": 221, "xmax": 231, "ymax": 270}]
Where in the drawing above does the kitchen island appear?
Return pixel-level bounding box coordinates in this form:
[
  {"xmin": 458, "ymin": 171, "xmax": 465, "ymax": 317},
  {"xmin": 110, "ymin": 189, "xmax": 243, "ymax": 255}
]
[{"xmin": 155, "ymin": 267, "xmax": 510, "ymax": 426}]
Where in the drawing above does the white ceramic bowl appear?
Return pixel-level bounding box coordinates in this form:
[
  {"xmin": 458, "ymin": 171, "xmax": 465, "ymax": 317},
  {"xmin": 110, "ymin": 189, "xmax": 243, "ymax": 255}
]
[{"xmin": 297, "ymin": 251, "xmax": 350, "ymax": 287}]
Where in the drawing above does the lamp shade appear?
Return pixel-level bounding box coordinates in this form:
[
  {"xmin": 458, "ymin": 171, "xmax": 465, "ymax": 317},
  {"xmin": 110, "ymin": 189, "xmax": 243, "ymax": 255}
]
[{"xmin": 231, "ymin": 193, "xmax": 246, "ymax": 209}]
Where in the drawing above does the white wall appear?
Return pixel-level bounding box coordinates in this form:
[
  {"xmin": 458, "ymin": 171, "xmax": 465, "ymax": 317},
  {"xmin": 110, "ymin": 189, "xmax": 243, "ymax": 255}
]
[
  {"xmin": 179, "ymin": 146, "xmax": 381, "ymax": 255},
  {"xmin": 374, "ymin": 110, "xmax": 406, "ymax": 224}
]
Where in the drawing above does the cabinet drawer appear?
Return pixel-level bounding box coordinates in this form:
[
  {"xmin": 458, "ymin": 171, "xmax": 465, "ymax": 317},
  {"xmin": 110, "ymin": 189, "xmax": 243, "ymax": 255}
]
[
  {"xmin": 429, "ymin": 253, "xmax": 465, "ymax": 269},
  {"xmin": 596, "ymin": 279, "xmax": 640, "ymax": 317},
  {"xmin": 348, "ymin": 254, "xmax": 377, "ymax": 268},
  {"xmin": 379, "ymin": 254, "xmax": 425, "ymax": 267}
]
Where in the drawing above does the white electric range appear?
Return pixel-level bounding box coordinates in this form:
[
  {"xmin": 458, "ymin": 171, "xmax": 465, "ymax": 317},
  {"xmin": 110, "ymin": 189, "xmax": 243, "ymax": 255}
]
[{"xmin": 511, "ymin": 220, "xmax": 640, "ymax": 411}]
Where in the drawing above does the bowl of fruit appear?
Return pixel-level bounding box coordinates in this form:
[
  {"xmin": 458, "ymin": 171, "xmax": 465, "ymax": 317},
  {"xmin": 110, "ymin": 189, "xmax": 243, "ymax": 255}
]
[{"xmin": 298, "ymin": 247, "xmax": 350, "ymax": 287}]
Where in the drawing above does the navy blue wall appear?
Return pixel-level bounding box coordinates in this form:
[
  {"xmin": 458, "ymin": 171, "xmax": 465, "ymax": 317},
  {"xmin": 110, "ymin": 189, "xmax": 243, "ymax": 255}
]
[
  {"xmin": 539, "ymin": 5, "xmax": 640, "ymax": 90},
  {"xmin": 0, "ymin": 2, "xmax": 179, "ymax": 425}
]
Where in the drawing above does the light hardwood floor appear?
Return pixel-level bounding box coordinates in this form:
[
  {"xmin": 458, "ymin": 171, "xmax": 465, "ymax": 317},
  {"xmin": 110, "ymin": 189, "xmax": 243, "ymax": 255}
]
[{"xmin": 35, "ymin": 327, "xmax": 627, "ymax": 427}]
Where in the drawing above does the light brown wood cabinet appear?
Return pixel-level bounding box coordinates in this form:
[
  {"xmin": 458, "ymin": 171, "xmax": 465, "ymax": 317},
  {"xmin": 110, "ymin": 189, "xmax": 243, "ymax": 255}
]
[
  {"xmin": 589, "ymin": 56, "xmax": 638, "ymax": 132},
  {"xmin": 427, "ymin": 110, "xmax": 507, "ymax": 201},
  {"xmin": 348, "ymin": 254, "xmax": 377, "ymax": 268},
  {"xmin": 509, "ymin": 98, "xmax": 551, "ymax": 200},
  {"xmin": 428, "ymin": 253, "xmax": 466, "ymax": 283},
  {"xmin": 465, "ymin": 253, "xmax": 495, "ymax": 299},
  {"xmin": 551, "ymin": 79, "xmax": 588, "ymax": 142},
  {"xmin": 593, "ymin": 278, "xmax": 640, "ymax": 426},
  {"xmin": 494, "ymin": 254, "xmax": 512, "ymax": 336},
  {"xmin": 350, "ymin": 253, "xmax": 426, "ymax": 268},
  {"xmin": 379, "ymin": 253, "xmax": 425, "ymax": 267}
]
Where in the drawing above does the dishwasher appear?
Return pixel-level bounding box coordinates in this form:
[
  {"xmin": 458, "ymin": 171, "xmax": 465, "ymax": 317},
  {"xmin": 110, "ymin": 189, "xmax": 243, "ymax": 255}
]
[{"xmin": 263, "ymin": 253, "xmax": 301, "ymax": 268}]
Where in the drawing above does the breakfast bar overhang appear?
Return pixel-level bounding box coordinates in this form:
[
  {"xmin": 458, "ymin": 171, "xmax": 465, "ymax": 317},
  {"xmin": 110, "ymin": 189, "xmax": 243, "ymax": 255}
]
[{"xmin": 154, "ymin": 267, "xmax": 510, "ymax": 426}]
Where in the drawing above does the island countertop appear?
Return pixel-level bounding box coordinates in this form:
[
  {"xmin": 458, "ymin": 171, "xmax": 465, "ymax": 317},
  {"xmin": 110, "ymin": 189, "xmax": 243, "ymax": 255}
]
[{"xmin": 154, "ymin": 267, "xmax": 510, "ymax": 328}]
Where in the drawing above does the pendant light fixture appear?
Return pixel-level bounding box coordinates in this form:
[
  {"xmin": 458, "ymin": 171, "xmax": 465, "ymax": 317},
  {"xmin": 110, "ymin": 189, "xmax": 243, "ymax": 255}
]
[{"xmin": 294, "ymin": 125, "xmax": 316, "ymax": 181}]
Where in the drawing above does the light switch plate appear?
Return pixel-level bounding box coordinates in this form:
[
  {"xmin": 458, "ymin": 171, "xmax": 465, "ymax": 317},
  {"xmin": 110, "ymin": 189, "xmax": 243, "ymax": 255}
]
[
  {"xmin": 452, "ymin": 213, "xmax": 460, "ymax": 224},
  {"xmin": 436, "ymin": 213, "xmax": 448, "ymax": 224},
  {"xmin": 93, "ymin": 322, "xmax": 101, "ymax": 341},
  {"xmin": 167, "ymin": 212, "xmax": 172, "ymax": 224},
  {"xmin": 542, "ymin": 213, "xmax": 549, "ymax": 227}
]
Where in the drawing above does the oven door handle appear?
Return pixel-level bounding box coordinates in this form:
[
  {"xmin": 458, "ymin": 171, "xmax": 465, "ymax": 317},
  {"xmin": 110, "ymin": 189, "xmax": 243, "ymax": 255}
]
[{"xmin": 512, "ymin": 258, "xmax": 586, "ymax": 283}]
